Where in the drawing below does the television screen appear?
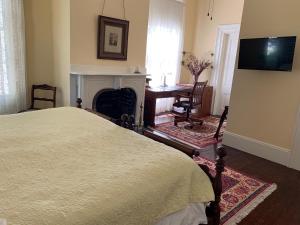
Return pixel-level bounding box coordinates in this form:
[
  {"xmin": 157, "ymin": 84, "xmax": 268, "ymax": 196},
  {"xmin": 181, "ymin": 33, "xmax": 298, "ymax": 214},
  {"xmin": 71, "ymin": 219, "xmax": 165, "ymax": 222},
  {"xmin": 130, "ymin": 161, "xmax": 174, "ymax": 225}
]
[{"xmin": 238, "ymin": 36, "xmax": 297, "ymax": 71}]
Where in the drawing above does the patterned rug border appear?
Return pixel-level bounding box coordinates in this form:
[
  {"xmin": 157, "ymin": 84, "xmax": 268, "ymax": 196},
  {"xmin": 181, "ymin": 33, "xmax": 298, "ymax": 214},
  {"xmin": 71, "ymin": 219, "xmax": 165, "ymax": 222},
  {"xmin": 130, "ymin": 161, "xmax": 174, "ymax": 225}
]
[
  {"xmin": 149, "ymin": 127, "xmax": 223, "ymax": 150},
  {"xmin": 155, "ymin": 117, "xmax": 217, "ymax": 127},
  {"xmin": 223, "ymin": 184, "xmax": 277, "ymax": 225},
  {"xmin": 195, "ymin": 156, "xmax": 276, "ymax": 184},
  {"xmin": 194, "ymin": 156, "xmax": 277, "ymax": 225}
]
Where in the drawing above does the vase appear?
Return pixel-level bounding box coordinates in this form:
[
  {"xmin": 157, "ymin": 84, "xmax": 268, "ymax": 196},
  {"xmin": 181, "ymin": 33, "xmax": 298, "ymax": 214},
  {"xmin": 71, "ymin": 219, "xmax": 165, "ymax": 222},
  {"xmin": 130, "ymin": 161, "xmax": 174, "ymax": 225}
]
[{"xmin": 193, "ymin": 74, "xmax": 200, "ymax": 83}]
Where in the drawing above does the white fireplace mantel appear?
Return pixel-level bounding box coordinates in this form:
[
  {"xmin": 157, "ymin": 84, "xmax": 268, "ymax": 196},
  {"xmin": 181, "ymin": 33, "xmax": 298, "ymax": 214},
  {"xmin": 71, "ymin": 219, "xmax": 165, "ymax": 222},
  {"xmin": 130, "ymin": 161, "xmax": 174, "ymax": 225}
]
[
  {"xmin": 70, "ymin": 65, "xmax": 148, "ymax": 124},
  {"xmin": 70, "ymin": 64, "xmax": 148, "ymax": 76}
]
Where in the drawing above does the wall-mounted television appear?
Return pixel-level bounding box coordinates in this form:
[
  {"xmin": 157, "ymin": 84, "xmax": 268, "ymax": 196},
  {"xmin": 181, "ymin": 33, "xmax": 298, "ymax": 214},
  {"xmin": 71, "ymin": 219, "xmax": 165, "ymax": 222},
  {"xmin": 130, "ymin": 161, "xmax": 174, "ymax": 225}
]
[{"xmin": 238, "ymin": 36, "xmax": 297, "ymax": 71}]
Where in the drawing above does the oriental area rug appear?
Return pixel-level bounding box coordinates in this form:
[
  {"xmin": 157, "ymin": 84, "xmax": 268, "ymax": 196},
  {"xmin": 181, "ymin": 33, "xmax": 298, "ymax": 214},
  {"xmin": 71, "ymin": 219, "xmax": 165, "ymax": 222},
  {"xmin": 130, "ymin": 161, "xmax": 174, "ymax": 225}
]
[
  {"xmin": 153, "ymin": 115, "xmax": 226, "ymax": 149},
  {"xmin": 194, "ymin": 157, "xmax": 277, "ymax": 225}
]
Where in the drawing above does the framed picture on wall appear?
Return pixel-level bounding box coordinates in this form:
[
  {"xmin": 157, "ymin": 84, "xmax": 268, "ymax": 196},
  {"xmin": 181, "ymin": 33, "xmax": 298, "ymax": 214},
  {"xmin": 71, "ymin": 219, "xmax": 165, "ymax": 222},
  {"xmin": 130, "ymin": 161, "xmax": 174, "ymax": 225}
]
[{"xmin": 97, "ymin": 16, "xmax": 129, "ymax": 60}]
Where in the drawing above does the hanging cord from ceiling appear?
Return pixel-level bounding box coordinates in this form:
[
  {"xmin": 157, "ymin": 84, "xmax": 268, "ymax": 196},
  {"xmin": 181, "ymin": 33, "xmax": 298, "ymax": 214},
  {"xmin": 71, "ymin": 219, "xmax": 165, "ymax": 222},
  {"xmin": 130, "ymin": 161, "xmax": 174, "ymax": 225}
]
[
  {"xmin": 210, "ymin": 0, "xmax": 215, "ymax": 20},
  {"xmin": 100, "ymin": 0, "xmax": 126, "ymax": 20},
  {"xmin": 101, "ymin": 0, "xmax": 106, "ymax": 15},
  {"xmin": 122, "ymin": 0, "xmax": 126, "ymax": 19},
  {"xmin": 207, "ymin": 0, "xmax": 215, "ymax": 21},
  {"xmin": 207, "ymin": 0, "xmax": 211, "ymax": 17}
]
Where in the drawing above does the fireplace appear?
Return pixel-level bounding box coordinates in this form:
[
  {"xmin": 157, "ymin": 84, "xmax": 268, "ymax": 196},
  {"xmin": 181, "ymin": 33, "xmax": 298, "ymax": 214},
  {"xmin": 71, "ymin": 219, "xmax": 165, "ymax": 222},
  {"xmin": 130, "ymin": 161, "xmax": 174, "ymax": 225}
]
[
  {"xmin": 92, "ymin": 88, "xmax": 137, "ymax": 121},
  {"xmin": 70, "ymin": 65, "xmax": 148, "ymax": 125}
]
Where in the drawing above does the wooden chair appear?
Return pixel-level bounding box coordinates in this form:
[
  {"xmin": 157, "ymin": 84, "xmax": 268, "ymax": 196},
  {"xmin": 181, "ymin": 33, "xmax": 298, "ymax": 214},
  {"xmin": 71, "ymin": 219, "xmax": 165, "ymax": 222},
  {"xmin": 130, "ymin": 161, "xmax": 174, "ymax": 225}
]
[
  {"xmin": 173, "ymin": 81, "xmax": 208, "ymax": 128},
  {"xmin": 30, "ymin": 84, "xmax": 56, "ymax": 110}
]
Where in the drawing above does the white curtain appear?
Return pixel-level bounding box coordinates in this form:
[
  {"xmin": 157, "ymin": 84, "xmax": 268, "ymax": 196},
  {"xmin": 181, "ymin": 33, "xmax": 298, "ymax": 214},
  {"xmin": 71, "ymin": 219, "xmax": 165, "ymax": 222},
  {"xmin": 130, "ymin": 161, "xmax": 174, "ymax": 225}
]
[
  {"xmin": 146, "ymin": 0, "xmax": 184, "ymax": 114},
  {"xmin": 0, "ymin": 0, "xmax": 26, "ymax": 115}
]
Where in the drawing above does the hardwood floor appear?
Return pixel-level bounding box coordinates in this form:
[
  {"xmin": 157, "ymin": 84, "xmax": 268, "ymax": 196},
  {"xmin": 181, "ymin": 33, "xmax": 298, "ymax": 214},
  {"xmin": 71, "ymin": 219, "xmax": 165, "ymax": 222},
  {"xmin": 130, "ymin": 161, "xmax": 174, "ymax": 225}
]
[{"xmin": 201, "ymin": 146, "xmax": 300, "ymax": 225}]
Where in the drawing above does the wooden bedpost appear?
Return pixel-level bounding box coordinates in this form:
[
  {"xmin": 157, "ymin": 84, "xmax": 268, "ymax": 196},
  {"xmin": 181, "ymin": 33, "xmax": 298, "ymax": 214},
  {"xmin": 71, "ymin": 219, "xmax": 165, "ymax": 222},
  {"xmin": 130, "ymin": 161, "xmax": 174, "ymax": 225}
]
[
  {"xmin": 76, "ymin": 98, "xmax": 82, "ymax": 108},
  {"xmin": 214, "ymin": 106, "xmax": 229, "ymax": 140},
  {"xmin": 210, "ymin": 146, "xmax": 227, "ymax": 225},
  {"xmin": 196, "ymin": 145, "xmax": 226, "ymax": 225}
]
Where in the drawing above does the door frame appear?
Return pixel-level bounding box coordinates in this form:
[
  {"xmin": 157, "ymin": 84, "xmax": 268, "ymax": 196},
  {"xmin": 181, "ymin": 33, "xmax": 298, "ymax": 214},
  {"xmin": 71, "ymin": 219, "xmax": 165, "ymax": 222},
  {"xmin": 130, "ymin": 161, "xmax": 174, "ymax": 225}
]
[
  {"xmin": 290, "ymin": 105, "xmax": 300, "ymax": 170},
  {"xmin": 211, "ymin": 24, "xmax": 240, "ymax": 115}
]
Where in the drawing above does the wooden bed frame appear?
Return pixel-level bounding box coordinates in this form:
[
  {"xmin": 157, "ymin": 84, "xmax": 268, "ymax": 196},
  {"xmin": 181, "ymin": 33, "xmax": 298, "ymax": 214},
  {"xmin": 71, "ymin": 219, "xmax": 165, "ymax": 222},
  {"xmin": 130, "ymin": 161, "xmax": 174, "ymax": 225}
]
[
  {"xmin": 198, "ymin": 146, "xmax": 226, "ymax": 225},
  {"xmin": 76, "ymin": 98, "xmax": 226, "ymax": 225}
]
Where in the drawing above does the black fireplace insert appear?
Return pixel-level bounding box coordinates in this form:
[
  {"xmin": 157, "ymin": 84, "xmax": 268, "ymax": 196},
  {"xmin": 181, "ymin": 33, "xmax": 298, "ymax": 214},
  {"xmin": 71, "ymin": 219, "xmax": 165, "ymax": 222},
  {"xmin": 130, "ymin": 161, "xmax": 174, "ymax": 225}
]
[{"xmin": 92, "ymin": 88, "xmax": 137, "ymax": 122}]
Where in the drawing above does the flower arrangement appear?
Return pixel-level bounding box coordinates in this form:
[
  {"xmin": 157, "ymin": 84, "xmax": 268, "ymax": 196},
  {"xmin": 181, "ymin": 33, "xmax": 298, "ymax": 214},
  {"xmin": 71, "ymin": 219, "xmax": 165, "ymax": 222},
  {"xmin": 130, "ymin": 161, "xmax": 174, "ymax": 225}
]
[{"xmin": 182, "ymin": 52, "xmax": 212, "ymax": 83}]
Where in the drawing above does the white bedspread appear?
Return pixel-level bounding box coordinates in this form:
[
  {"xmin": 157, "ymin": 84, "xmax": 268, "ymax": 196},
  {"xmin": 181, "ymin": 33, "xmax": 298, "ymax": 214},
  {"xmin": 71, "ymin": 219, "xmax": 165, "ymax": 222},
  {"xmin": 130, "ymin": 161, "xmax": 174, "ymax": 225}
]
[{"xmin": 0, "ymin": 107, "xmax": 214, "ymax": 225}]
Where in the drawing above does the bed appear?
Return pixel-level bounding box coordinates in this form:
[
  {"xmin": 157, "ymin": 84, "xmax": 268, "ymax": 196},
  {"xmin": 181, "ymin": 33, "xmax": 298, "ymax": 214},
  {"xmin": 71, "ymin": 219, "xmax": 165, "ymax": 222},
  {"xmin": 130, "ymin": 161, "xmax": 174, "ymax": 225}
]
[{"xmin": 0, "ymin": 107, "xmax": 225, "ymax": 225}]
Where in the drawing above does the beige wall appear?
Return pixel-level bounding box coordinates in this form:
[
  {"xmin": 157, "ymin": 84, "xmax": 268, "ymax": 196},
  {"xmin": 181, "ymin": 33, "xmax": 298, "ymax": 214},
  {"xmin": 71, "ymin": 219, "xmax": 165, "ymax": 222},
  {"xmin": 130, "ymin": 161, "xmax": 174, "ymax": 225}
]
[
  {"xmin": 180, "ymin": 0, "xmax": 198, "ymax": 83},
  {"xmin": 228, "ymin": 0, "xmax": 300, "ymax": 150},
  {"xmin": 181, "ymin": 0, "xmax": 244, "ymax": 83},
  {"xmin": 25, "ymin": 0, "xmax": 149, "ymax": 106},
  {"xmin": 52, "ymin": 0, "xmax": 70, "ymax": 106},
  {"xmin": 70, "ymin": 0, "xmax": 150, "ymax": 69},
  {"xmin": 24, "ymin": 0, "xmax": 54, "ymax": 103},
  {"xmin": 24, "ymin": 0, "xmax": 245, "ymax": 107},
  {"xmin": 24, "ymin": 0, "xmax": 70, "ymax": 107}
]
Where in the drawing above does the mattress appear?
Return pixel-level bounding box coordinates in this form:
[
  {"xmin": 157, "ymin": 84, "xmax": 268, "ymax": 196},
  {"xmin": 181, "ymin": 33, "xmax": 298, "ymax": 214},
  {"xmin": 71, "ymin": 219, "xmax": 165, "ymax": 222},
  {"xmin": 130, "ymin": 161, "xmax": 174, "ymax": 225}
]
[{"xmin": 0, "ymin": 107, "xmax": 214, "ymax": 225}]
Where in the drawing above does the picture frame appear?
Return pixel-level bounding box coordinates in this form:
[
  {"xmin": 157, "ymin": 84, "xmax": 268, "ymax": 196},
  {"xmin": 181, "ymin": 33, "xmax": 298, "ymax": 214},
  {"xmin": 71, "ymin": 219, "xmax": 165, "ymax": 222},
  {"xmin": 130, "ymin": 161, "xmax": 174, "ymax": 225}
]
[{"xmin": 97, "ymin": 16, "xmax": 129, "ymax": 60}]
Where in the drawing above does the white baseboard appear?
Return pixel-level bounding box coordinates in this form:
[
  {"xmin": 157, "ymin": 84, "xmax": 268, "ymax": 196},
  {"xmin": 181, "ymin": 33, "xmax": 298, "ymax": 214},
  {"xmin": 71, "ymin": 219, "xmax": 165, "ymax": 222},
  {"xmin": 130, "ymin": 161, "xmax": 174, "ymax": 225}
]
[{"xmin": 223, "ymin": 131, "xmax": 291, "ymax": 167}]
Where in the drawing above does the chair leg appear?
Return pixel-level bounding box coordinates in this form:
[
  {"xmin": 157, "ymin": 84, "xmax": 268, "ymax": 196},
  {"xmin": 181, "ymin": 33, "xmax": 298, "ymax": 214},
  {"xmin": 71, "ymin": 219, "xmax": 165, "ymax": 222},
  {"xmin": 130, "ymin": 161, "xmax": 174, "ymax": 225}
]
[
  {"xmin": 174, "ymin": 107, "xmax": 189, "ymax": 126},
  {"xmin": 186, "ymin": 108, "xmax": 191, "ymax": 121},
  {"xmin": 189, "ymin": 119, "xmax": 194, "ymax": 129},
  {"xmin": 174, "ymin": 116, "xmax": 186, "ymax": 126},
  {"xmin": 185, "ymin": 108, "xmax": 191, "ymax": 127},
  {"xmin": 187, "ymin": 117, "xmax": 204, "ymax": 129}
]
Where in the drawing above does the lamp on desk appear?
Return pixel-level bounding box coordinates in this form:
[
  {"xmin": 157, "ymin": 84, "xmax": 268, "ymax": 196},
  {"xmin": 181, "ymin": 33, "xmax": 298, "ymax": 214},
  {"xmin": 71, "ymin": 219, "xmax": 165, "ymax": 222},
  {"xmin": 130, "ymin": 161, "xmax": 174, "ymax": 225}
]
[
  {"xmin": 146, "ymin": 76, "xmax": 152, "ymax": 88},
  {"xmin": 160, "ymin": 72, "xmax": 172, "ymax": 87}
]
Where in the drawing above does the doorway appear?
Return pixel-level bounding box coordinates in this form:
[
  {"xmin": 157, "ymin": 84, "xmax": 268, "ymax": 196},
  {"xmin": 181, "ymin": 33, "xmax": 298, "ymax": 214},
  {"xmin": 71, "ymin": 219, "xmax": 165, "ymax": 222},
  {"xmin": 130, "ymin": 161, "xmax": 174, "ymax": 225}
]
[{"xmin": 211, "ymin": 24, "xmax": 240, "ymax": 115}]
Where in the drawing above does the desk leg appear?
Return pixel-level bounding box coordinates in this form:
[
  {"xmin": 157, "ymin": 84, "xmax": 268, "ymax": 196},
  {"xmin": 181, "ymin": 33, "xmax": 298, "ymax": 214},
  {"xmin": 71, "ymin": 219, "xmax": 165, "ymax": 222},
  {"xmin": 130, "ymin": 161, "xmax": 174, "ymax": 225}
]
[{"xmin": 144, "ymin": 96, "xmax": 156, "ymax": 127}]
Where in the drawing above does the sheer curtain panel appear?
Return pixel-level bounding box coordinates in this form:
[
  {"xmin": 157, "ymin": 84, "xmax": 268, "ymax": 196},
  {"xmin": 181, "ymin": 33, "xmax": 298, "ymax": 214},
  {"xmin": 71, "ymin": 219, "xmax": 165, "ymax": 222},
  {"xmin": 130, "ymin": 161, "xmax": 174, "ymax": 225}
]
[
  {"xmin": 0, "ymin": 0, "xmax": 26, "ymax": 114},
  {"xmin": 146, "ymin": 0, "xmax": 184, "ymax": 114}
]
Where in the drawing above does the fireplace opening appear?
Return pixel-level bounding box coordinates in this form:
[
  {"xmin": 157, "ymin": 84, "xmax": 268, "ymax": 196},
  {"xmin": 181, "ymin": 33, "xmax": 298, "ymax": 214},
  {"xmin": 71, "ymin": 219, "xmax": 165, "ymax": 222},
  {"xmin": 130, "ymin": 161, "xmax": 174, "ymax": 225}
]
[{"xmin": 92, "ymin": 88, "xmax": 137, "ymax": 121}]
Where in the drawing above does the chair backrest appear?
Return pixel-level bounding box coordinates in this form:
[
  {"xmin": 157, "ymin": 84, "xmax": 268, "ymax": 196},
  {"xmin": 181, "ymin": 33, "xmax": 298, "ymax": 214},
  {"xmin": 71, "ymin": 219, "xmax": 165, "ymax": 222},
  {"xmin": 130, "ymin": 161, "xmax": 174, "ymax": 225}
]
[
  {"xmin": 191, "ymin": 81, "xmax": 208, "ymax": 107},
  {"xmin": 31, "ymin": 84, "xmax": 57, "ymax": 110}
]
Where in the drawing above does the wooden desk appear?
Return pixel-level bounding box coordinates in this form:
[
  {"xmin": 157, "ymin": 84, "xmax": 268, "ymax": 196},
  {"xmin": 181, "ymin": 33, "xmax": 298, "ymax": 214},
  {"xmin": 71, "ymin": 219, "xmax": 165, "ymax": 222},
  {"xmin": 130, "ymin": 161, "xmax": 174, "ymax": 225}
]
[{"xmin": 144, "ymin": 85, "xmax": 213, "ymax": 127}]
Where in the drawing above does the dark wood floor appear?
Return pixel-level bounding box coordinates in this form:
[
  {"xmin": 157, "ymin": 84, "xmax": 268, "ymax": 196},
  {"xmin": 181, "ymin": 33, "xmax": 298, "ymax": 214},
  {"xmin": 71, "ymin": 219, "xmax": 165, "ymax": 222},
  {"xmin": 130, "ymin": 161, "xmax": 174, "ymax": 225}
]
[
  {"xmin": 147, "ymin": 115, "xmax": 300, "ymax": 225},
  {"xmin": 201, "ymin": 146, "xmax": 300, "ymax": 225}
]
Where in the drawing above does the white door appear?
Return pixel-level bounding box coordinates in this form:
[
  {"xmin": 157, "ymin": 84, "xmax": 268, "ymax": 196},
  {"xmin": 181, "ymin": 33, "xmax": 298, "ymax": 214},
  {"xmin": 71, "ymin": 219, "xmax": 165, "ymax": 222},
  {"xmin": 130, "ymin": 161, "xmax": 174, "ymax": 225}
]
[
  {"xmin": 211, "ymin": 24, "xmax": 240, "ymax": 115},
  {"xmin": 290, "ymin": 106, "xmax": 300, "ymax": 171}
]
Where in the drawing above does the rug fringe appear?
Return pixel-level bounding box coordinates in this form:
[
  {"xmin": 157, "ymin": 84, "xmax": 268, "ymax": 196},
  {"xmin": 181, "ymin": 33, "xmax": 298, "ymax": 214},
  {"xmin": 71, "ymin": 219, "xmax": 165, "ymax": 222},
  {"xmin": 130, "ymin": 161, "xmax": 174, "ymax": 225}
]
[{"xmin": 223, "ymin": 184, "xmax": 277, "ymax": 225}]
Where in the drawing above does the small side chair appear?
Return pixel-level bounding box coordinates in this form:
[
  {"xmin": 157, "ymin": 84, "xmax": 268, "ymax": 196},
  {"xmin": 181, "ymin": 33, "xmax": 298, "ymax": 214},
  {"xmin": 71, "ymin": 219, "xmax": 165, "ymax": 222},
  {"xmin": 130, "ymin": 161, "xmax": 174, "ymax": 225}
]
[{"xmin": 30, "ymin": 84, "xmax": 57, "ymax": 110}]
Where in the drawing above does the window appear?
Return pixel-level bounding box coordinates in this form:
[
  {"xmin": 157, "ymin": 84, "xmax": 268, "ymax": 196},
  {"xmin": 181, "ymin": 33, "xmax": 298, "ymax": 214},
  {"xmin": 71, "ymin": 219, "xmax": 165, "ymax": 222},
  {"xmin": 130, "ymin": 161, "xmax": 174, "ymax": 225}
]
[
  {"xmin": 146, "ymin": 0, "xmax": 184, "ymax": 113},
  {"xmin": 0, "ymin": 0, "xmax": 26, "ymax": 114},
  {"xmin": 0, "ymin": 0, "xmax": 8, "ymax": 96}
]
